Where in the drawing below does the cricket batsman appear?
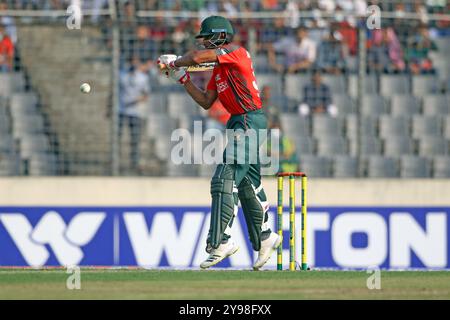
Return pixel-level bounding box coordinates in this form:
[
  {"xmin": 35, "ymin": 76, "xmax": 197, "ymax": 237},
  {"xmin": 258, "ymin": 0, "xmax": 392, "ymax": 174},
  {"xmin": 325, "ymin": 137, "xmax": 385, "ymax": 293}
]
[{"xmin": 158, "ymin": 16, "xmax": 282, "ymax": 270}]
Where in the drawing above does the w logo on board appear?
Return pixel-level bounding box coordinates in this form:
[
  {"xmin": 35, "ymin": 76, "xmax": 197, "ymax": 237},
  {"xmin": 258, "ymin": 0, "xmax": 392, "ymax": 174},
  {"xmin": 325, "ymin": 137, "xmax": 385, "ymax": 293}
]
[{"xmin": 0, "ymin": 211, "xmax": 105, "ymax": 267}]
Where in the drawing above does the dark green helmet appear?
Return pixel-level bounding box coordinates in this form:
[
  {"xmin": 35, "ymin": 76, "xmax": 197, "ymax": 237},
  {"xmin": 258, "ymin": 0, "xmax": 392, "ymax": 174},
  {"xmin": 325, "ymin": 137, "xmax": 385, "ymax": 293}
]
[{"xmin": 195, "ymin": 15, "xmax": 234, "ymax": 39}]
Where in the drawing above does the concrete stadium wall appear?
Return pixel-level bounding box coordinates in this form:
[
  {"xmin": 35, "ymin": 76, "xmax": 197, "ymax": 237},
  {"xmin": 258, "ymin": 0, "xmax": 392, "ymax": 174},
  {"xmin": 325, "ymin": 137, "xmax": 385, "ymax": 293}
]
[{"xmin": 1, "ymin": 178, "xmax": 450, "ymax": 206}]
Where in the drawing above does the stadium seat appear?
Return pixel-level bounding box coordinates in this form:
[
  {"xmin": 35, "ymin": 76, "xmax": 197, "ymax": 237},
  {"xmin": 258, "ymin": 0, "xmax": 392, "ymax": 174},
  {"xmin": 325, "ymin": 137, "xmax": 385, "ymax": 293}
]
[
  {"xmin": 322, "ymin": 74, "xmax": 346, "ymax": 93},
  {"xmin": 418, "ymin": 136, "xmax": 448, "ymax": 157},
  {"xmin": 269, "ymin": 94, "xmax": 294, "ymax": 112},
  {"xmin": 390, "ymin": 95, "xmax": 421, "ymax": 116},
  {"xmin": 0, "ymin": 101, "xmax": 8, "ymax": 114},
  {"xmin": 433, "ymin": 156, "xmax": 450, "ymax": 178},
  {"xmin": 256, "ymin": 74, "xmax": 283, "ymax": 96},
  {"xmin": 435, "ymin": 38, "xmax": 450, "ymax": 53},
  {"xmin": 348, "ymin": 74, "xmax": 377, "ymax": 98},
  {"xmin": 412, "ymin": 75, "xmax": 439, "ymax": 96},
  {"xmin": 349, "ymin": 136, "xmax": 382, "ymax": 157},
  {"xmin": 345, "ymin": 115, "xmax": 378, "ymax": 139},
  {"xmin": 312, "ymin": 114, "xmax": 344, "ymax": 138},
  {"xmin": 0, "ymin": 134, "xmax": 15, "ymax": 152},
  {"xmin": 331, "ymin": 94, "xmax": 356, "ymax": 115},
  {"xmin": 9, "ymin": 93, "xmax": 38, "ymax": 116},
  {"xmin": 378, "ymin": 115, "xmax": 410, "ymax": 138},
  {"xmin": 430, "ymin": 53, "xmax": 449, "ymax": 81},
  {"xmin": 412, "ymin": 115, "xmax": 442, "ymax": 138},
  {"xmin": 285, "ymin": 74, "xmax": 311, "ymax": 101},
  {"xmin": 12, "ymin": 115, "xmax": 46, "ymax": 139},
  {"xmin": 14, "ymin": 113, "xmax": 45, "ymax": 126},
  {"xmin": 0, "ymin": 73, "xmax": 25, "ymax": 97},
  {"xmin": 280, "ymin": 114, "xmax": 310, "ymax": 137},
  {"xmin": 367, "ymin": 156, "xmax": 399, "ymax": 178},
  {"xmin": 383, "ymin": 136, "xmax": 414, "ymax": 157},
  {"xmin": 316, "ymin": 136, "xmax": 348, "ymax": 156},
  {"xmin": 333, "ymin": 156, "xmax": 358, "ymax": 178},
  {"xmin": 380, "ymin": 75, "xmax": 410, "ymax": 97},
  {"xmin": 0, "ymin": 153, "xmax": 20, "ymax": 175},
  {"xmin": 361, "ymin": 95, "xmax": 388, "ymax": 115},
  {"xmin": 422, "ymin": 95, "xmax": 449, "ymax": 115},
  {"xmin": 10, "ymin": 92, "xmax": 38, "ymax": 108},
  {"xmin": 299, "ymin": 155, "xmax": 332, "ymax": 177},
  {"xmin": 0, "ymin": 115, "xmax": 11, "ymax": 134},
  {"xmin": 291, "ymin": 136, "xmax": 315, "ymax": 156},
  {"xmin": 28, "ymin": 153, "xmax": 58, "ymax": 176},
  {"xmin": 400, "ymin": 155, "xmax": 431, "ymax": 178},
  {"xmin": 444, "ymin": 116, "xmax": 450, "ymax": 139},
  {"xmin": 19, "ymin": 134, "xmax": 50, "ymax": 159}
]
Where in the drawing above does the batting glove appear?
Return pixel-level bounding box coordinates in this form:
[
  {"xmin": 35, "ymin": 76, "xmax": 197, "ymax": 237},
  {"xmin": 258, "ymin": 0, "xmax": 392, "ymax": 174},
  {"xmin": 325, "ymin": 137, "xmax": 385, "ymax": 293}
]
[
  {"xmin": 168, "ymin": 67, "xmax": 190, "ymax": 85},
  {"xmin": 157, "ymin": 54, "xmax": 177, "ymax": 65}
]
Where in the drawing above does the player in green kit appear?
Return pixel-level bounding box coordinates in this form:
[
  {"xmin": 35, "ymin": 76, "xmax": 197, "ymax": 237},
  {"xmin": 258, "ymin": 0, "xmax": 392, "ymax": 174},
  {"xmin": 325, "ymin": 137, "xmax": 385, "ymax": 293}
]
[{"xmin": 158, "ymin": 16, "xmax": 281, "ymax": 270}]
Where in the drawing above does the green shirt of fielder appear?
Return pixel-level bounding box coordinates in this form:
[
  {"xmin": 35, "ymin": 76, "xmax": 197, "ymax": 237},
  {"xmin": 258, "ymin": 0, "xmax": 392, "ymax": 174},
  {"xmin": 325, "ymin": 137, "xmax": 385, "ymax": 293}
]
[{"xmin": 159, "ymin": 16, "xmax": 282, "ymax": 270}]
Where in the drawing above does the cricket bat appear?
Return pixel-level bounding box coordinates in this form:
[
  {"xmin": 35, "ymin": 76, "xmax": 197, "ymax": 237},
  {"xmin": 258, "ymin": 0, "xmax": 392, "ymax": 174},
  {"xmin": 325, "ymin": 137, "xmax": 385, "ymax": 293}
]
[{"xmin": 159, "ymin": 62, "xmax": 216, "ymax": 72}]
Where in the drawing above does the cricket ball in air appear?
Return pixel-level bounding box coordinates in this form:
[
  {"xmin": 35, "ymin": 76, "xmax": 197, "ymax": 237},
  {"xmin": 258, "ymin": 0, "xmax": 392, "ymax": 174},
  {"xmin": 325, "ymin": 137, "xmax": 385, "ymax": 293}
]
[{"xmin": 80, "ymin": 83, "xmax": 91, "ymax": 94}]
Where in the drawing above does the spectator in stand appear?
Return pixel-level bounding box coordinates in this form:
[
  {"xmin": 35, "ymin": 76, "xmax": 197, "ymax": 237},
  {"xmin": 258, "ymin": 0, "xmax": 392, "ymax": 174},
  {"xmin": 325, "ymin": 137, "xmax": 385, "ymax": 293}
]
[
  {"xmin": 119, "ymin": 59, "xmax": 151, "ymax": 171},
  {"xmin": 221, "ymin": 0, "xmax": 240, "ymax": 18},
  {"xmin": 172, "ymin": 22, "xmax": 190, "ymax": 54},
  {"xmin": 83, "ymin": 0, "xmax": 109, "ymax": 24},
  {"xmin": 284, "ymin": 0, "xmax": 300, "ymax": 29},
  {"xmin": 261, "ymin": 0, "xmax": 282, "ymax": 11},
  {"xmin": 307, "ymin": 18, "xmax": 329, "ymax": 45},
  {"xmin": 149, "ymin": 14, "xmax": 170, "ymax": 51},
  {"xmin": 426, "ymin": 0, "xmax": 447, "ymax": 14},
  {"xmin": 298, "ymin": 70, "xmax": 338, "ymax": 117},
  {"xmin": 268, "ymin": 26, "xmax": 317, "ymax": 73},
  {"xmin": 336, "ymin": 0, "xmax": 367, "ymax": 15},
  {"xmin": 0, "ymin": 24, "xmax": 14, "ymax": 72},
  {"xmin": 259, "ymin": 16, "xmax": 289, "ymax": 54},
  {"xmin": 316, "ymin": 28, "xmax": 347, "ymax": 74},
  {"xmin": 368, "ymin": 27, "xmax": 406, "ymax": 73},
  {"xmin": 405, "ymin": 25, "xmax": 438, "ymax": 74},
  {"xmin": 335, "ymin": 20, "xmax": 357, "ymax": 56},
  {"xmin": 132, "ymin": 25, "xmax": 156, "ymax": 66},
  {"xmin": 0, "ymin": 2, "xmax": 17, "ymax": 44},
  {"xmin": 120, "ymin": 1, "xmax": 137, "ymax": 55},
  {"xmin": 414, "ymin": 1, "xmax": 430, "ymax": 26}
]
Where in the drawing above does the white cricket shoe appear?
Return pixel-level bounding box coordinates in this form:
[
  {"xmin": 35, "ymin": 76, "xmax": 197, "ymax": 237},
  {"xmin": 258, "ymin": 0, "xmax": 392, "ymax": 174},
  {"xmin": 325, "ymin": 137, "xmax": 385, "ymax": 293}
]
[
  {"xmin": 253, "ymin": 232, "xmax": 283, "ymax": 270},
  {"xmin": 200, "ymin": 241, "xmax": 239, "ymax": 269}
]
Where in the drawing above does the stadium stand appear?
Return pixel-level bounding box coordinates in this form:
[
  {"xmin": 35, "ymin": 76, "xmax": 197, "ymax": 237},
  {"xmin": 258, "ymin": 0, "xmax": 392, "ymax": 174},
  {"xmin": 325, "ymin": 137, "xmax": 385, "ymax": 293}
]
[{"xmin": 0, "ymin": 0, "xmax": 449, "ymax": 178}]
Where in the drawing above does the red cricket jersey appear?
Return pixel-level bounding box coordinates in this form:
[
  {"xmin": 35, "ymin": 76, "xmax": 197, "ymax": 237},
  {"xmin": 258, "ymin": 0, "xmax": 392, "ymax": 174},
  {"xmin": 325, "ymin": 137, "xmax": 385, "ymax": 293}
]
[{"xmin": 207, "ymin": 45, "xmax": 262, "ymax": 115}]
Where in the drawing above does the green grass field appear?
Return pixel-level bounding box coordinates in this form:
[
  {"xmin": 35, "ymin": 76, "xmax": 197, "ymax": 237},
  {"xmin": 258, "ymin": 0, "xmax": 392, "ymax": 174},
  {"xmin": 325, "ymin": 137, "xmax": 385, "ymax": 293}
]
[{"xmin": 0, "ymin": 269, "xmax": 449, "ymax": 300}]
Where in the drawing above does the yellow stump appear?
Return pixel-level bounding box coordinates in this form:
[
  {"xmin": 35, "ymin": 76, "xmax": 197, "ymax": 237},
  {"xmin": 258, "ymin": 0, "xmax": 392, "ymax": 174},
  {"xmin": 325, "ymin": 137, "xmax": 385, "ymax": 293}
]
[
  {"xmin": 289, "ymin": 175, "xmax": 295, "ymax": 271},
  {"xmin": 301, "ymin": 175, "xmax": 308, "ymax": 271},
  {"xmin": 277, "ymin": 176, "xmax": 283, "ymax": 270}
]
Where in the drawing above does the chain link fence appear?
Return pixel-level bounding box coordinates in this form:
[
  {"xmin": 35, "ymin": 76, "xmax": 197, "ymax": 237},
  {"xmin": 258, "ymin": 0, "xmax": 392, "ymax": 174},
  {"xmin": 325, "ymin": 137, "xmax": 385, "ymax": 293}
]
[{"xmin": 0, "ymin": 0, "xmax": 449, "ymax": 177}]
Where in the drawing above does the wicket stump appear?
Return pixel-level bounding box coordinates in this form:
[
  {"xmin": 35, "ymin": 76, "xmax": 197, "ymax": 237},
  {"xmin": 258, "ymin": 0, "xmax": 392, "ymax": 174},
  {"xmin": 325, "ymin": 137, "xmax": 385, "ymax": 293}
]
[{"xmin": 276, "ymin": 172, "xmax": 308, "ymax": 271}]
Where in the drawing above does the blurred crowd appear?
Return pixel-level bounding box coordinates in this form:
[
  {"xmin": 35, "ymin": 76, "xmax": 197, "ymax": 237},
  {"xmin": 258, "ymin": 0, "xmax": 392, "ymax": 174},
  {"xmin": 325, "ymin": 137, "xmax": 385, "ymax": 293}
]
[
  {"xmin": 1, "ymin": 0, "xmax": 449, "ymax": 174},
  {"xmin": 1, "ymin": 0, "xmax": 449, "ymax": 75},
  {"xmin": 111, "ymin": 0, "xmax": 450, "ymax": 74}
]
